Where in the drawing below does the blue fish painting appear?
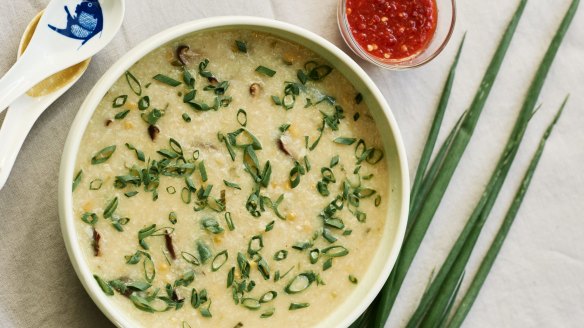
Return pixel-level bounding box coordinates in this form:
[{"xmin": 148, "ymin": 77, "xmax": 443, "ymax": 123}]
[{"xmin": 48, "ymin": 0, "xmax": 103, "ymax": 46}]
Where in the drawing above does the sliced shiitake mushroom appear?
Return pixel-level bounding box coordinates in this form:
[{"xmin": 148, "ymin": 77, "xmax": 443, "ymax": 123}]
[
  {"xmin": 277, "ymin": 133, "xmax": 305, "ymax": 160},
  {"xmin": 165, "ymin": 230, "xmax": 176, "ymax": 260},
  {"xmin": 172, "ymin": 44, "xmax": 196, "ymax": 66},
  {"xmin": 249, "ymin": 83, "xmax": 260, "ymax": 96},
  {"xmin": 172, "ymin": 288, "xmax": 184, "ymax": 302},
  {"xmin": 148, "ymin": 124, "xmax": 160, "ymax": 141},
  {"xmin": 207, "ymin": 76, "xmax": 218, "ymax": 84},
  {"xmin": 282, "ymin": 52, "xmax": 295, "ymax": 65},
  {"xmin": 277, "ymin": 137, "xmax": 291, "ymax": 156},
  {"xmin": 92, "ymin": 227, "xmax": 101, "ymax": 257}
]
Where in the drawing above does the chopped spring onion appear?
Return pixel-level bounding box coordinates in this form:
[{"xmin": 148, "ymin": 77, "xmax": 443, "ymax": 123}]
[
  {"xmin": 255, "ymin": 65, "xmax": 276, "ymax": 77},
  {"xmin": 153, "ymin": 74, "xmax": 182, "ymax": 87},
  {"xmin": 113, "ymin": 95, "xmax": 127, "ymax": 108},
  {"xmin": 91, "ymin": 145, "xmax": 116, "ymax": 164}
]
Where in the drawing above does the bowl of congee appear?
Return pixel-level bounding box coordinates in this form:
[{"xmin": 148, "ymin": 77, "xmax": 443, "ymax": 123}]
[{"xmin": 58, "ymin": 17, "xmax": 409, "ymax": 328}]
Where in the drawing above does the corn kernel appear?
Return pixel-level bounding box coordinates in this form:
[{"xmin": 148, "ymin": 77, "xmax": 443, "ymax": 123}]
[
  {"xmin": 126, "ymin": 102, "xmax": 137, "ymax": 110},
  {"xmin": 82, "ymin": 201, "xmax": 93, "ymax": 212},
  {"xmin": 288, "ymin": 125, "xmax": 300, "ymax": 137},
  {"xmin": 158, "ymin": 263, "xmax": 169, "ymax": 274}
]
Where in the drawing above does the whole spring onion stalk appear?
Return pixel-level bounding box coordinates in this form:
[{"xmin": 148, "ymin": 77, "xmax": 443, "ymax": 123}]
[
  {"xmin": 408, "ymin": 1, "xmax": 579, "ymax": 326},
  {"xmin": 447, "ymin": 96, "xmax": 569, "ymax": 328},
  {"xmin": 407, "ymin": 34, "xmax": 465, "ymax": 232},
  {"xmin": 363, "ymin": 1, "xmax": 530, "ymax": 326}
]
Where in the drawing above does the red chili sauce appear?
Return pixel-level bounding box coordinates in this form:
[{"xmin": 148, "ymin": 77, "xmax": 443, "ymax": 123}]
[{"xmin": 346, "ymin": 0, "xmax": 438, "ymax": 61}]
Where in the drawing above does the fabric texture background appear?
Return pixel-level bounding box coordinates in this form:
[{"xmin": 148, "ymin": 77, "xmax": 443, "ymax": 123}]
[{"xmin": 0, "ymin": 0, "xmax": 582, "ymax": 327}]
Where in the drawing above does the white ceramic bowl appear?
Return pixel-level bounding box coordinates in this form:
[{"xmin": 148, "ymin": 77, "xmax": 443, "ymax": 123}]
[{"xmin": 58, "ymin": 16, "xmax": 409, "ymax": 328}]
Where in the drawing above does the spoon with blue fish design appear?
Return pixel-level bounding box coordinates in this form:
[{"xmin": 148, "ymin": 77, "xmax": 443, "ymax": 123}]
[
  {"xmin": 0, "ymin": 11, "xmax": 91, "ymax": 190},
  {"xmin": 0, "ymin": 0, "xmax": 124, "ymax": 114}
]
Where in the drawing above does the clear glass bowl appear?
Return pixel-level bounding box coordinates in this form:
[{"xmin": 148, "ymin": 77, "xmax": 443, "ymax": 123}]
[{"xmin": 337, "ymin": 0, "xmax": 456, "ymax": 70}]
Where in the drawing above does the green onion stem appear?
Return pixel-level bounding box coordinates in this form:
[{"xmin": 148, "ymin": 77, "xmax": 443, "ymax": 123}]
[
  {"xmin": 369, "ymin": 1, "xmax": 529, "ymax": 326},
  {"xmin": 412, "ymin": 0, "xmax": 577, "ymax": 324},
  {"xmin": 408, "ymin": 35, "xmax": 465, "ymax": 227},
  {"xmin": 447, "ymin": 97, "xmax": 568, "ymax": 327}
]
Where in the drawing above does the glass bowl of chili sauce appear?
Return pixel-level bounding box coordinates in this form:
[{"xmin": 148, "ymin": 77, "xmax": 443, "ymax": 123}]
[{"xmin": 338, "ymin": 0, "xmax": 456, "ymax": 69}]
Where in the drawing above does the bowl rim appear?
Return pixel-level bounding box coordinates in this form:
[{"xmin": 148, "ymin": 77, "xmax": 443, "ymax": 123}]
[{"xmin": 58, "ymin": 15, "xmax": 409, "ymax": 328}]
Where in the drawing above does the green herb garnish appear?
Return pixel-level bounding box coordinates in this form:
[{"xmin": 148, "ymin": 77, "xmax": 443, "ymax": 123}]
[
  {"xmin": 138, "ymin": 225, "xmax": 173, "ymax": 250},
  {"xmin": 153, "ymin": 74, "xmax": 182, "ymax": 87},
  {"xmin": 138, "ymin": 96, "xmax": 150, "ymax": 110},
  {"xmin": 168, "ymin": 211, "xmax": 178, "ymax": 224},
  {"xmin": 285, "ymin": 272, "xmax": 316, "ymax": 294},
  {"xmin": 333, "ymin": 137, "xmax": 356, "ymax": 145},
  {"xmin": 273, "ymin": 250, "xmax": 288, "ymax": 261},
  {"xmin": 91, "ymin": 145, "xmax": 116, "ymax": 164},
  {"xmin": 322, "ymin": 258, "xmax": 333, "ymax": 271},
  {"xmin": 113, "ymin": 95, "xmax": 127, "ymax": 108},
  {"xmin": 289, "ymin": 161, "xmax": 306, "ymax": 188},
  {"xmin": 241, "ymin": 298, "xmax": 261, "ymax": 310},
  {"xmin": 197, "ymin": 241, "xmax": 213, "ymax": 264},
  {"xmin": 237, "ymin": 109, "xmax": 248, "ymax": 126},
  {"xmin": 211, "ymin": 250, "xmax": 228, "ymax": 271},
  {"xmin": 72, "ymin": 170, "xmax": 82, "ymax": 191},
  {"xmin": 114, "ymin": 109, "xmax": 130, "ymax": 120},
  {"xmin": 260, "ymin": 291, "xmax": 277, "ymax": 303},
  {"xmin": 183, "ymin": 68, "xmax": 195, "ymax": 88},
  {"xmin": 261, "ymin": 308, "xmax": 275, "ymax": 318},
  {"xmin": 181, "ymin": 251, "xmax": 201, "ymax": 266},
  {"xmin": 237, "ymin": 252, "xmax": 250, "ymax": 278},
  {"xmin": 223, "ymin": 180, "xmax": 241, "ymax": 190},
  {"xmin": 330, "ymin": 155, "xmax": 339, "ymax": 168},
  {"xmin": 309, "ymin": 249, "xmax": 320, "ymax": 264},
  {"xmin": 303, "ymin": 61, "xmax": 332, "ymax": 81},
  {"xmin": 289, "ymin": 302, "xmax": 309, "ymax": 310},
  {"xmin": 199, "ymin": 160, "xmax": 208, "ymax": 182},
  {"xmin": 141, "ymin": 108, "xmax": 164, "ymax": 125},
  {"xmin": 247, "ymin": 235, "xmax": 263, "ymax": 255},
  {"xmin": 257, "ymin": 258, "xmax": 270, "ymax": 280},
  {"xmin": 125, "ymin": 143, "xmax": 145, "ymax": 161},
  {"xmin": 235, "ymin": 40, "xmax": 247, "ymax": 53},
  {"xmin": 201, "ymin": 217, "xmax": 224, "ymax": 234},
  {"xmin": 255, "ymin": 65, "xmax": 276, "ymax": 77},
  {"xmin": 125, "ymin": 71, "xmax": 142, "ymax": 96},
  {"xmin": 94, "ymin": 275, "xmax": 114, "ymax": 295},
  {"xmin": 103, "ymin": 197, "xmax": 118, "ymax": 219},
  {"xmin": 225, "ymin": 212, "xmax": 235, "ymax": 231},
  {"xmin": 265, "ymin": 221, "xmax": 275, "ymax": 232},
  {"xmin": 89, "ymin": 179, "xmax": 103, "ymax": 190},
  {"xmin": 81, "ymin": 212, "xmax": 98, "ymax": 225}
]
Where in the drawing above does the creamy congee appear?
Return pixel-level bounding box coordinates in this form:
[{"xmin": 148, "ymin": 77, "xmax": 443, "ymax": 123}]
[{"xmin": 72, "ymin": 29, "xmax": 389, "ymax": 328}]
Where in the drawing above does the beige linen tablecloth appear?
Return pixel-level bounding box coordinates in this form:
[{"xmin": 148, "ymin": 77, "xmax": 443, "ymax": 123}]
[{"xmin": 0, "ymin": 0, "xmax": 583, "ymax": 327}]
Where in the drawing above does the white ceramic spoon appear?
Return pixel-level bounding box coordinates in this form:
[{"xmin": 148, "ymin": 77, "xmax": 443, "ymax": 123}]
[
  {"xmin": 0, "ymin": 11, "xmax": 92, "ymax": 190},
  {"xmin": 0, "ymin": 0, "xmax": 124, "ymax": 114}
]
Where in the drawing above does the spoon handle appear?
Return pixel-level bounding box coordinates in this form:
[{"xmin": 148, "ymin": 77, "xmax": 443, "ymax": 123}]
[
  {"xmin": 0, "ymin": 96, "xmax": 46, "ymax": 190},
  {"xmin": 0, "ymin": 58, "xmax": 45, "ymax": 114}
]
